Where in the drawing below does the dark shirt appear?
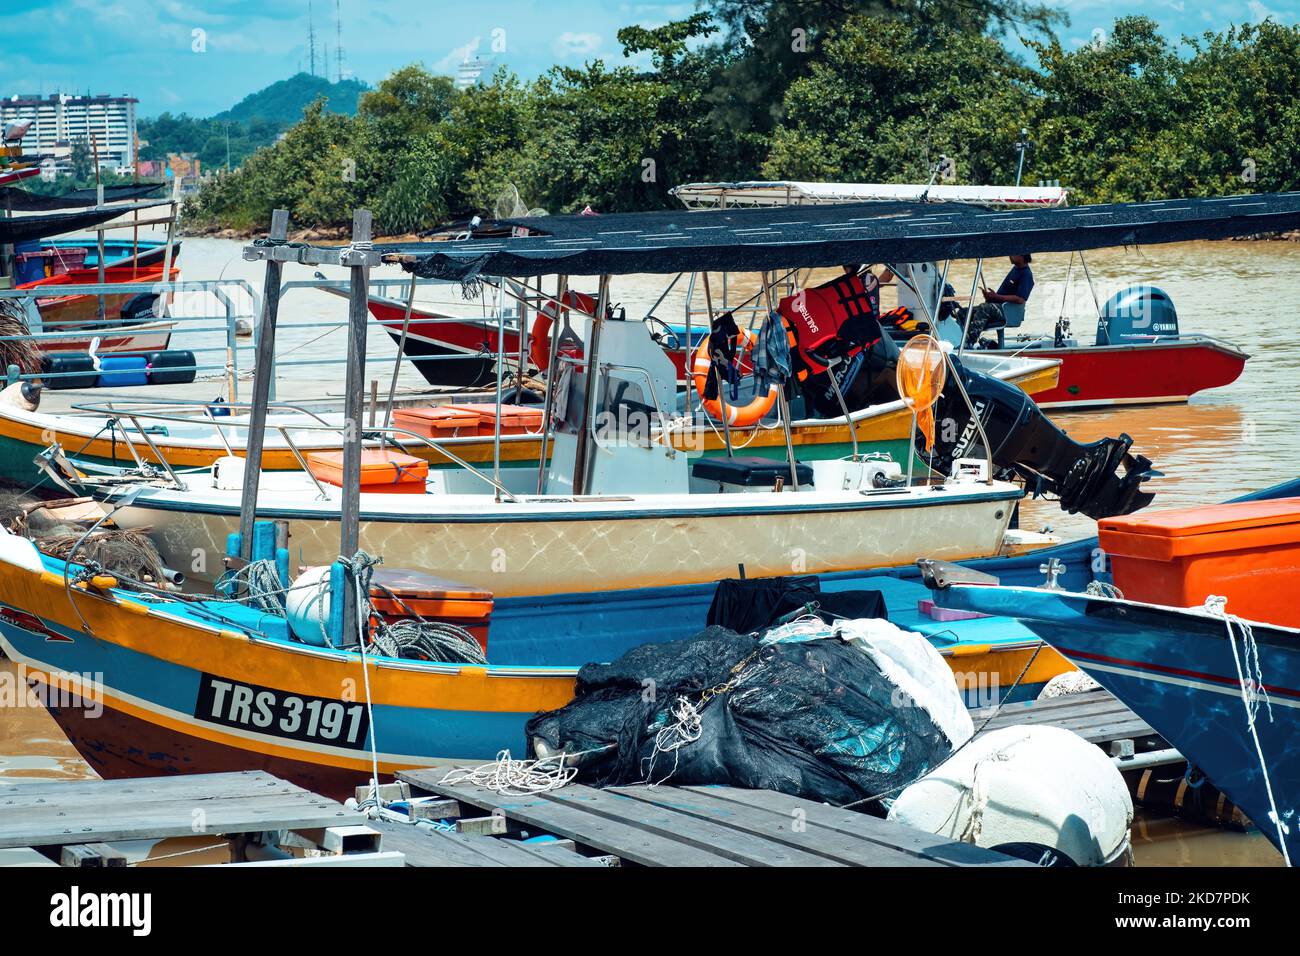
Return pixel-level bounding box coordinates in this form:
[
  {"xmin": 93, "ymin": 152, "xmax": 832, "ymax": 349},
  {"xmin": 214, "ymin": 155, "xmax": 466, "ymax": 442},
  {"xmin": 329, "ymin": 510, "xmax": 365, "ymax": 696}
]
[{"xmin": 997, "ymin": 264, "xmax": 1035, "ymax": 302}]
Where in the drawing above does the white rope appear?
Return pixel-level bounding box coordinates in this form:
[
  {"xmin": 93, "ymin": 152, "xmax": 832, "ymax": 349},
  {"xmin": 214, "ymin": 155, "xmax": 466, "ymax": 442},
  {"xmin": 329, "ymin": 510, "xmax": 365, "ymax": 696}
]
[
  {"xmin": 350, "ymin": 556, "xmax": 384, "ymax": 807},
  {"xmin": 1085, "ymin": 580, "xmax": 1124, "ymax": 599},
  {"xmin": 440, "ymin": 749, "xmax": 580, "ymax": 795},
  {"xmin": 1204, "ymin": 594, "xmax": 1291, "ymax": 866},
  {"xmin": 643, "ymin": 696, "xmax": 703, "ymax": 787}
]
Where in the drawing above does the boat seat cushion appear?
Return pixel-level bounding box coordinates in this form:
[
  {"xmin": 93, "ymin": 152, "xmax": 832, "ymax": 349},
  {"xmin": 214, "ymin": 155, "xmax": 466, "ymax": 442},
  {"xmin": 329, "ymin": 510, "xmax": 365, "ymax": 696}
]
[{"xmin": 691, "ymin": 455, "xmax": 813, "ymax": 488}]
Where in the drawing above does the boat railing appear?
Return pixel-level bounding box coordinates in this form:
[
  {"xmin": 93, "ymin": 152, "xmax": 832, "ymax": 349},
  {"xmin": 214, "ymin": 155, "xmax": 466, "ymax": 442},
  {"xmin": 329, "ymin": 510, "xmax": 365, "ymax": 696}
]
[
  {"xmin": 53, "ymin": 397, "xmax": 519, "ymax": 501},
  {"xmin": 0, "ymin": 278, "xmax": 259, "ymax": 391}
]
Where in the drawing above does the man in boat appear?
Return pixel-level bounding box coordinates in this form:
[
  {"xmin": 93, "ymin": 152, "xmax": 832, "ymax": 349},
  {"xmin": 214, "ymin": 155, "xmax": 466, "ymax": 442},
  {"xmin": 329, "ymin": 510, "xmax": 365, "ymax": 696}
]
[{"xmin": 968, "ymin": 254, "xmax": 1035, "ymax": 347}]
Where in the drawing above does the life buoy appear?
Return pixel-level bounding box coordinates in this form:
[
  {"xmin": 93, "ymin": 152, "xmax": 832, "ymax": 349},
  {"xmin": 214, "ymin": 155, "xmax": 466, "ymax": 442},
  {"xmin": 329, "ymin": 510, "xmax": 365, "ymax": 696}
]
[
  {"xmin": 690, "ymin": 328, "xmax": 779, "ymax": 426},
  {"xmin": 529, "ymin": 290, "xmax": 593, "ymax": 371}
]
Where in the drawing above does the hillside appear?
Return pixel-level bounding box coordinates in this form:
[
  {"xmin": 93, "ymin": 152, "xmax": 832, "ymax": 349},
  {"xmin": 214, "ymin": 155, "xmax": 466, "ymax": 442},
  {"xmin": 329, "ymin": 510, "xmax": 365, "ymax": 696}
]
[
  {"xmin": 139, "ymin": 73, "xmax": 368, "ymax": 171},
  {"xmin": 214, "ymin": 73, "xmax": 368, "ymax": 126}
]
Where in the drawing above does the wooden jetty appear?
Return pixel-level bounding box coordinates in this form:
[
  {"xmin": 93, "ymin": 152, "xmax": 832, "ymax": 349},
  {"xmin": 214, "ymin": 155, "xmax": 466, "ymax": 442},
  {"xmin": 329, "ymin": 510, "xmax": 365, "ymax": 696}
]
[
  {"xmin": 380, "ymin": 769, "xmax": 1029, "ymax": 867},
  {"xmin": 0, "ymin": 770, "xmax": 392, "ymax": 867},
  {"xmin": 973, "ymin": 687, "xmax": 1171, "ymax": 763}
]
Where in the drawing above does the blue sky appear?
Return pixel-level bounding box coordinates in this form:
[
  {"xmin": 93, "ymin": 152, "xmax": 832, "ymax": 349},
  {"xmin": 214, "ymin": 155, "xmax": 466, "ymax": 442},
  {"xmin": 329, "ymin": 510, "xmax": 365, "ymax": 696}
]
[{"xmin": 0, "ymin": 1, "xmax": 1295, "ymax": 117}]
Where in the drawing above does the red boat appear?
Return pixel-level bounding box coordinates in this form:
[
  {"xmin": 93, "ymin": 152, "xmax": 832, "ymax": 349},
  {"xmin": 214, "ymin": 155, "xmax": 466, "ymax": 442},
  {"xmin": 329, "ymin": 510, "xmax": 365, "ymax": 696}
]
[
  {"xmin": 16, "ymin": 241, "xmax": 178, "ymax": 356},
  {"xmin": 987, "ymin": 337, "xmax": 1247, "ymax": 409},
  {"xmin": 342, "ymin": 290, "xmax": 693, "ymax": 387}
]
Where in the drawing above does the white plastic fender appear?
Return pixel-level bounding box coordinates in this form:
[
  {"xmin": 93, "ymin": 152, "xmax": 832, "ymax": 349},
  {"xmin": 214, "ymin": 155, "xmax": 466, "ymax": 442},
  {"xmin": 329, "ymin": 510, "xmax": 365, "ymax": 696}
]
[
  {"xmin": 887, "ymin": 724, "xmax": 1133, "ymax": 866},
  {"xmin": 211, "ymin": 455, "xmax": 246, "ymax": 491},
  {"xmin": 0, "ymin": 525, "xmax": 45, "ymax": 574},
  {"xmin": 285, "ymin": 565, "xmax": 333, "ymax": 647}
]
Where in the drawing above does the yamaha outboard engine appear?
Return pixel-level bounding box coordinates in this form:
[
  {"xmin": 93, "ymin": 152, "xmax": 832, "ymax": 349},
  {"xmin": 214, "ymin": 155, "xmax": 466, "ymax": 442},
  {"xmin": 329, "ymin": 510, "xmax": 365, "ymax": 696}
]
[
  {"xmin": 1095, "ymin": 285, "xmax": 1178, "ymax": 346},
  {"xmin": 923, "ymin": 362, "xmax": 1156, "ymax": 520}
]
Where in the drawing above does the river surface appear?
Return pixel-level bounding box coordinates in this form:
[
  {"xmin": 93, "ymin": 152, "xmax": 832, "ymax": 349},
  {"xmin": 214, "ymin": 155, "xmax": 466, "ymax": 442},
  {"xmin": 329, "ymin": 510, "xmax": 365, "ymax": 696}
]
[{"xmin": 5, "ymin": 232, "xmax": 1297, "ymax": 865}]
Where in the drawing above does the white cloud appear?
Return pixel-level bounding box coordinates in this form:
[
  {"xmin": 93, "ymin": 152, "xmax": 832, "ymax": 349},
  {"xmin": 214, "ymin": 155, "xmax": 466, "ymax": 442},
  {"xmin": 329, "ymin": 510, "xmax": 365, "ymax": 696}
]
[{"xmin": 553, "ymin": 32, "xmax": 601, "ymax": 59}]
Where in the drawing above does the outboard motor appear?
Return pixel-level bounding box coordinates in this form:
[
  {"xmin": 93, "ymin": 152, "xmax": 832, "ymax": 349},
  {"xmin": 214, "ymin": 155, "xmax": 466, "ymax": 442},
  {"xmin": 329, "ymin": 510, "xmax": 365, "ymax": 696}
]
[
  {"xmin": 1095, "ymin": 285, "xmax": 1178, "ymax": 346},
  {"xmin": 922, "ymin": 362, "xmax": 1156, "ymax": 520}
]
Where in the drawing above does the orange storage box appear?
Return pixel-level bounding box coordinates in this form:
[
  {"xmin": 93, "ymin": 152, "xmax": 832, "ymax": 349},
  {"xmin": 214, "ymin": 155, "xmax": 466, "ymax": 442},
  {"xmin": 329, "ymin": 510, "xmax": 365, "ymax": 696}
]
[
  {"xmin": 456, "ymin": 403, "xmax": 544, "ymax": 436},
  {"xmin": 306, "ymin": 449, "xmax": 428, "ymax": 494},
  {"xmin": 1098, "ymin": 498, "xmax": 1300, "ymax": 627},
  {"xmin": 367, "ymin": 567, "xmax": 493, "ymax": 652},
  {"xmin": 392, "ymin": 405, "xmax": 480, "ymax": 439}
]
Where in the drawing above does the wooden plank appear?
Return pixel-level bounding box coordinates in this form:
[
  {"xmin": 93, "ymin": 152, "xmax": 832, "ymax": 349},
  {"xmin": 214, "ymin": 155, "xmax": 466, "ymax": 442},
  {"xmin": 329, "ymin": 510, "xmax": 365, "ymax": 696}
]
[
  {"xmin": 537, "ymin": 785, "xmax": 844, "ymax": 867},
  {"xmin": 367, "ymin": 819, "xmax": 505, "ymax": 867},
  {"xmin": 402, "ymin": 771, "xmax": 741, "ymax": 867},
  {"xmin": 0, "ymin": 771, "xmax": 307, "ymax": 808},
  {"xmin": 975, "ymin": 698, "xmax": 1137, "ymax": 731},
  {"xmin": 680, "ymin": 787, "xmax": 1029, "ymax": 866},
  {"xmin": 503, "ymin": 840, "xmax": 611, "ymax": 867},
  {"xmin": 610, "ymin": 785, "xmax": 939, "ymax": 867},
  {"xmin": 0, "ymin": 791, "xmax": 360, "ymax": 850}
]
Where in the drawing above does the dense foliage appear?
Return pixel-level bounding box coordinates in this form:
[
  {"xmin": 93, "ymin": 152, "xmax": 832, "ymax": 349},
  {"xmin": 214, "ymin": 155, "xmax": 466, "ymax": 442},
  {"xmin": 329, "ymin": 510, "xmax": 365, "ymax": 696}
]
[
  {"xmin": 138, "ymin": 73, "xmax": 367, "ymax": 173},
  {"xmin": 181, "ymin": 5, "xmax": 1300, "ymax": 235}
]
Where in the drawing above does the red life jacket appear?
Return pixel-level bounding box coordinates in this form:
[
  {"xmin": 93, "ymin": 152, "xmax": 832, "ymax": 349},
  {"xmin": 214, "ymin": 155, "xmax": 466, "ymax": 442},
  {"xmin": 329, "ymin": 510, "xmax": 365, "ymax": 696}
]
[{"xmin": 777, "ymin": 272, "xmax": 882, "ymax": 376}]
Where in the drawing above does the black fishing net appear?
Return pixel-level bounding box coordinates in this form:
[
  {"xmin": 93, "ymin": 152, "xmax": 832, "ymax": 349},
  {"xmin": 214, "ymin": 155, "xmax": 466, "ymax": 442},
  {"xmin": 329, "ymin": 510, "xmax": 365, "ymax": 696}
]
[
  {"xmin": 706, "ymin": 575, "xmax": 887, "ymax": 633},
  {"xmin": 526, "ymin": 625, "xmax": 951, "ymax": 807}
]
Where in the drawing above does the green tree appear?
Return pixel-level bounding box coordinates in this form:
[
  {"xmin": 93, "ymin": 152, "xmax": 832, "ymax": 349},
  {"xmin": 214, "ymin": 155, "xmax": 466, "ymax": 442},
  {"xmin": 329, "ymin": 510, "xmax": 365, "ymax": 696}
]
[{"xmin": 763, "ymin": 15, "xmax": 1037, "ymax": 185}]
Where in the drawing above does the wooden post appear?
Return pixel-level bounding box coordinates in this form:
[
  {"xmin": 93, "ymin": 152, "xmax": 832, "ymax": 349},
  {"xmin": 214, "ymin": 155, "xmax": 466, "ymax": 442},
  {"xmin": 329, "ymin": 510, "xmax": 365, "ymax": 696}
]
[
  {"xmin": 339, "ymin": 209, "xmax": 373, "ymax": 645},
  {"xmin": 95, "ymin": 182, "xmax": 106, "ymax": 324},
  {"xmin": 237, "ymin": 209, "xmax": 289, "ymax": 560}
]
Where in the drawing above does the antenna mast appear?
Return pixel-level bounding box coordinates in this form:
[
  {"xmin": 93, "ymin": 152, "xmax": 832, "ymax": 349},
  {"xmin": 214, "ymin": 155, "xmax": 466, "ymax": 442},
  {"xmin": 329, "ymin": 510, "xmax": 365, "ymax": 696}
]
[
  {"xmin": 307, "ymin": 0, "xmax": 318, "ymax": 76},
  {"xmin": 335, "ymin": 0, "xmax": 346, "ymax": 81}
]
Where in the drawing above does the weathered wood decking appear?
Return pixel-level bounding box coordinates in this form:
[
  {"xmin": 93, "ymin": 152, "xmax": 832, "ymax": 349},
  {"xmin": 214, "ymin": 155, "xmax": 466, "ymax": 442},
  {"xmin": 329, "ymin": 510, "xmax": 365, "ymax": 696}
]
[
  {"xmin": 0, "ymin": 770, "xmax": 371, "ymax": 866},
  {"xmin": 973, "ymin": 687, "xmax": 1165, "ymax": 756},
  {"xmin": 386, "ymin": 769, "xmax": 1028, "ymax": 867}
]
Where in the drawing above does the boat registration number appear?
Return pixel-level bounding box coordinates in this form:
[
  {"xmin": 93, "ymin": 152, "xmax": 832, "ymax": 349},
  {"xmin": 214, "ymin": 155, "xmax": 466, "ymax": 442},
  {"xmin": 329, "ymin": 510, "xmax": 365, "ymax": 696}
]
[{"xmin": 194, "ymin": 674, "xmax": 370, "ymax": 749}]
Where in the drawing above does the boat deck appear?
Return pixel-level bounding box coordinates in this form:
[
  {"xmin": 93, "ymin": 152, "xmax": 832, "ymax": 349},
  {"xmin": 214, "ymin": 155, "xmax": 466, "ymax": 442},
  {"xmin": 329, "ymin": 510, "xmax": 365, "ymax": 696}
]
[
  {"xmin": 0, "ymin": 770, "xmax": 392, "ymax": 867},
  {"xmin": 386, "ymin": 769, "xmax": 1028, "ymax": 867}
]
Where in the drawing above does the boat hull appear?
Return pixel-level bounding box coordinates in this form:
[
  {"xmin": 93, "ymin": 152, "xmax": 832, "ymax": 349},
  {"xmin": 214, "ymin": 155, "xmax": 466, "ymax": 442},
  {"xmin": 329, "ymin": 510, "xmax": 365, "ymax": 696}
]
[
  {"xmin": 0, "ymin": 538, "xmax": 1072, "ymax": 795},
  {"xmin": 989, "ymin": 338, "xmax": 1246, "ymax": 409},
  {"xmin": 114, "ymin": 485, "xmax": 1020, "ymax": 597},
  {"xmin": 939, "ymin": 586, "xmax": 1300, "ymax": 862}
]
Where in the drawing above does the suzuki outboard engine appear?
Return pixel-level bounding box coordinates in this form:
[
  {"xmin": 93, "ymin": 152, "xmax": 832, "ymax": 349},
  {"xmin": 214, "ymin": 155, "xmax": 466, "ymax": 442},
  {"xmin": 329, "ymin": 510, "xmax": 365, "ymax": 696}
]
[
  {"xmin": 922, "ymin": 362, "xmax": 1155, "ymax": 520},
  {"xmin": 1095, "ymin": 285, "xmax": 1178, "ymax": 346}
]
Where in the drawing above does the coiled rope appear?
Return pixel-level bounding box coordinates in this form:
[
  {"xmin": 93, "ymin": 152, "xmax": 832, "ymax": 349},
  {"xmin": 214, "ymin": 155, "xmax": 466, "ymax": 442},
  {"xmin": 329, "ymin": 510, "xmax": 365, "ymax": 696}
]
[
  {"xmin": 440, "ymin": 749, "xmax": 581, "ymax": 795},
  {"xmin": 1204, "ymin": 594, "xmax": 1291, "ymax": 866}
]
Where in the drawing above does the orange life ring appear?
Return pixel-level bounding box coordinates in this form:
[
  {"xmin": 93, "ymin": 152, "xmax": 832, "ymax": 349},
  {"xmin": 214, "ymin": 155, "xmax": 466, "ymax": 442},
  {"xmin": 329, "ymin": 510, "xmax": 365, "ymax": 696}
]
[
  {"xmin": 691, "ymin": 328, "xmax": 779, "ymax": 426},
  {"xmin": 529, "ymin": 290, "xmax": 592, "ymax": 371}
]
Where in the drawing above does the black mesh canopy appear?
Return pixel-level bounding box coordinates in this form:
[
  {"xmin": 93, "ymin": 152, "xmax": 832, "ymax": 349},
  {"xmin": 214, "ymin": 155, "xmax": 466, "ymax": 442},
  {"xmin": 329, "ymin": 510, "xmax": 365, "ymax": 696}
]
[
  {"xmin": 0, "ymin": 182, "xmax": 165, "ymax": 212},
  {"xmin": 381, "ymin": 192, "xmax": 1300, "ymax": 280},
  {"xmin": 0, "ymin": 200, "xmax": 172, "ymax": 246}
]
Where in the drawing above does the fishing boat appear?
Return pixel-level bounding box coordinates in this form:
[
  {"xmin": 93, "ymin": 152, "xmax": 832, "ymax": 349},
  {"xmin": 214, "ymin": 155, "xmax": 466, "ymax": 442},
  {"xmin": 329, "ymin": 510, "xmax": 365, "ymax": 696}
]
[
  {"xmin": 2, "ymin": 180, "xmax": 181, "ymax": 359},
  {"xmin": 922, "ymin": 490, "xmax": 1300, "ymax": 863},
  {"xmin": 61, "ymin": 202, "xmax": 1164, "ymax": 595},
  {"xmin": 672, "ymin": 181, "xmax": 1250, "ymax": 409},
  {"xmin": 0, "ymin": 345, "xmax": 1058, "ymax": 485}
]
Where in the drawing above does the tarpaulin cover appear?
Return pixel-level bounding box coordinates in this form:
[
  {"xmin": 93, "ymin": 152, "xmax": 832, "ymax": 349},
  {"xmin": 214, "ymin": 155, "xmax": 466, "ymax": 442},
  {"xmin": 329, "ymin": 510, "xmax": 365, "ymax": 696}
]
[
  {"xmin": 525, "ymin": 625, "xmax": 950, "ymax": 805},
  {"xmin": 0, "ymin": 182, "xmax": 164, "ymax": 211},
  {"xmin": 0, "ymin": 201, "xmax": 171, "ymax": 246},
  {"xmin": 706, "ymin": 575, "xmax": 886, "ymax": 633},
  {"xmin": 382, "ymin": 191, "xmax": 1300, "ymax": 280}
]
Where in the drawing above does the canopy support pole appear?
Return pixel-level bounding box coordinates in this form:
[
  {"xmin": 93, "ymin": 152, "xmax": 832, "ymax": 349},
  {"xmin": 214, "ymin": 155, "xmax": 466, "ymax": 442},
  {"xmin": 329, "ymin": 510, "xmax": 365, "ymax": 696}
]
[
  {"xmin": 572, "ymin": 274, "xmax": 609, "ymax": 495},
  {"xmin": 958, "ymin": 258, "xmax": 985, "ymax": 356},
  {"xmin": 763, "ymin": 270, "xmax": 799, "ymax": 489},
  {"xmin": 339, "ymin": 209, "xmax": 374, "ymax": 646},
  {"xmin": 493, "ymin": 281, "xmax": 506, "ymax": 501},
  {"xmin": 237, "ymin": 208, "xmax": 289, "ymax": 561},
  {"xmin": 380, "ymin": 273, "xmax": 419, "ymax": 450},
  {"xmin": 701, "ymin": 272, "xmax": 733, "ymax": 459},
  {"xmin": 536, "ymin": 274, "xmax": 567, "ymax": 494}
]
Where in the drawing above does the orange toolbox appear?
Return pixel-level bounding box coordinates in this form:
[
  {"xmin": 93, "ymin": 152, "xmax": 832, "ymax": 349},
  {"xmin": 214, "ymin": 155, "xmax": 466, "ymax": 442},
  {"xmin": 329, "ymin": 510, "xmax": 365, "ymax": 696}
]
[
  {"xmin": 1098, "ymin": 497, "xmax": 1300, "ymax": 627},
  {"xmin": 306, "ymin": 449, "xmax": 428, "ymax": 494},
  {"xmin": 392, "ymin": 405, "xmax": 481, "ymax": 439},
  {"xmin": 456, "ymin": 403, "xmax": 544, "ymax": 436},
  {"xmin": 367, "ymin": 568, "xmax": 493, "ymax": 652}
]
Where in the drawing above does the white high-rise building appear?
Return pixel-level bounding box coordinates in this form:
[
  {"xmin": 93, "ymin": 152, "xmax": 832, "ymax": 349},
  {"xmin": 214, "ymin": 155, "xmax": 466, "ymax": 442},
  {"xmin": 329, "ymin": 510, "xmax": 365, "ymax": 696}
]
[{"xmin": 0, "ymin": 92, "xmax": 138, "ymax": 175}]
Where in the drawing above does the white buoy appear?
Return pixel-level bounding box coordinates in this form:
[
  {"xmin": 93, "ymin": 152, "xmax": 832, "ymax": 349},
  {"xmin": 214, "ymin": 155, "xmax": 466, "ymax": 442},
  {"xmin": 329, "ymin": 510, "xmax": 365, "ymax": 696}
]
[
  {"xmin": 887, "ymin": 724, "xmax": 1133, "ymax": 866},
  {"xmin": 285, "ymin": 566, "xmax": 333, "ymax": 646}
]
